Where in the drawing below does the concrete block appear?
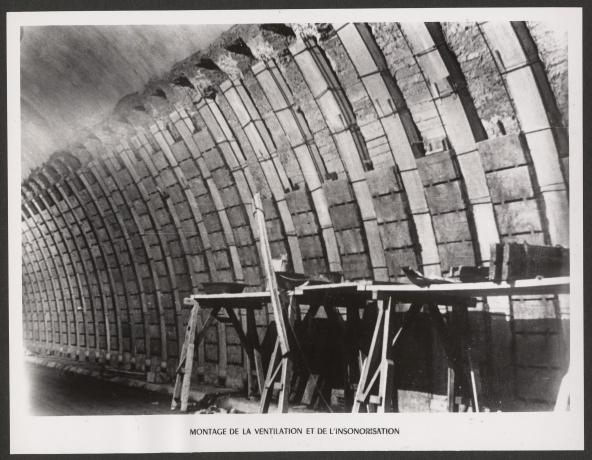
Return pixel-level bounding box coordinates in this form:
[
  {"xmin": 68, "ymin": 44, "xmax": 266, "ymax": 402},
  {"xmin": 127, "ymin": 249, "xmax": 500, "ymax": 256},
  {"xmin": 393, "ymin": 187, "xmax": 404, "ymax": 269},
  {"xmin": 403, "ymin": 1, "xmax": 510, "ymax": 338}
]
[
  {"xmin": 330, "ymin": 203, "xmax": 360, "ymax": 230},
  {"xmin": 237, "ymin": 246, "xmax": 259, "ymax": 266},
  {"xmin": 365, "ymin": 166, "xmax": 401, "ymax": 195},
  {"xmin": 487, "ymin": 166, "xmax": 535, "ymax": 202},
  {"xmin": 211, "ymin": 168, "xmax": 234, "ymax": 188},
  {"xmin": 293, "ymin": 212, "xmax": 319, "ymax": 237},
  {"xmin": 286, "ymin": 189, "xmax": 313, "ymax": 213},
  {"xmin": 379, "ymin": 220, "xmax": 413, "ymax": 249},
  {"xmin": 417, "ymin": 150, "xmax": 458, "ymax": 185},
  {"xmin": 212, "ymin": 250, "xmax": 231, "ymax": 270},
  {"xmin": 425, "ymin": 181, "xmax": 466, "ymax": 214},
  {"xmin": 341, "ymin": 253, "xmax": 372, "ymax": 280},
  {"xmin": 495, "ymin": 199, "xmax": 542, "ymax": 235},
  {"xmin": 323, "ymin": 179, "xmax": 354, "ymax": 205},
  {"xmin": 437, "ymin": 241, "xmax": 476, "ymax": 271},
  {"xmin": 336, "ymin": 228, "xmax": 366, "ymax": 254},
  {"xmin": 225, "ymin": 207, "xmax": 249, "ymax": 231},
  {"xmin": 478, "ymin": 133, "xmax": 528, "ymax": 171},
  {"xmin": 303, "ymin": 257, "xmax": 328, "ymax": 276},
  {"xmin": 374, "ymin": 193, "xmax": 408, "ymax": 223},
  {"xmin": 432, "ymin": 211, "xmax": 472, "ymax": 242},
  {"xmin": 385, "ymin": 247, "xmax": 419, "ymax": 277},
  {"xmin": 265, "ymin": 218, "xmax": 284, "ymax": 242}
]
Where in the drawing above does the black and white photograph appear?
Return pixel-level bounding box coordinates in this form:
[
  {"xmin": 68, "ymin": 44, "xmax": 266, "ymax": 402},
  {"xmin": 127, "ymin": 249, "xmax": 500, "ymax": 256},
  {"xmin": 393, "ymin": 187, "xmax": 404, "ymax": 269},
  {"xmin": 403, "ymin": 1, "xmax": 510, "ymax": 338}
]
[{"xmin": 7, "ymin": 7, "xmax": 584, "ymax": 454}]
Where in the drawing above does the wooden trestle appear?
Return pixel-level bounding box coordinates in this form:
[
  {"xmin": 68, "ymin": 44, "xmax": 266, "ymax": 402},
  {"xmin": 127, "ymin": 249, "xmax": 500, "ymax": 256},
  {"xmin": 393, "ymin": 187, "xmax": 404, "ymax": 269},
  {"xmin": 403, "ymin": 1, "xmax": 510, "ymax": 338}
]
[{"xmin": 171, "ymin": 192, "xmax": 569, "ymax": 414}]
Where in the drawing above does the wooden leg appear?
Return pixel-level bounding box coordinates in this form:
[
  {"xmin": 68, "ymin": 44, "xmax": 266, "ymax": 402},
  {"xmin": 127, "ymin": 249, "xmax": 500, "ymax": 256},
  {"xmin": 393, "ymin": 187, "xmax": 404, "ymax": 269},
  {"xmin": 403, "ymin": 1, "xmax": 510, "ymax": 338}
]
[
  {"xmin": 353, "ymin": 301, "xmax": 385, "ymax": 413},
  {"xmin": 377, "ymin": 297, "xmax": 394, "ymax": 413},
  {"xmin": 466, "ymin": 348, "xmax": 481, "ymax": 412},
  {"xmin": 344, "ymin": 305, "xmax": 360, "ymax": 411},
  {"xmin": 171, "ymin": 302, "xmax": 200, "ymax": 411},
  {"xmin": 458, "ymin": 304, "xmax": 481, "ymax": 412},
  {"xmin": 278, "ymin": 356, "xmax": 292, "ymax": 413},
  {"xmin": 447, "ymin": 367, "xmax": 456, "ymax": 412},
  {"xmin": 171, "ymin": 368, "xmax": 184, "ymax": 410},
  {"xmin": 227, "ymin": 307, "xmax": 265, "ymax": 397},
  {"xmin": 427, "ymin": 304, "xmax": 463, "ymax": 412},
  {"xmin": 240, "ymin": 308, "xmax": 252, "ymax": 395},
  {"xmin": 246, "ymin": 309, "xmax": 265, "ymax": 395},
  {"xmin": 259, "ymin": 340, "xmax": 281, "ymax": 413},
  {"xmin": 180, "ymin": 343, "xmax": 195, "ymax": 412},
  {"xmin": 324, "ymin": 304, "xmax": 346, "ymax": 411},
  {"xmin": 195, "ymin": 313, "xmax": 206, "ymax": 381},
  {"xmin": 217, "ymin": 321, "xmax": 227, "ymax": 386}
]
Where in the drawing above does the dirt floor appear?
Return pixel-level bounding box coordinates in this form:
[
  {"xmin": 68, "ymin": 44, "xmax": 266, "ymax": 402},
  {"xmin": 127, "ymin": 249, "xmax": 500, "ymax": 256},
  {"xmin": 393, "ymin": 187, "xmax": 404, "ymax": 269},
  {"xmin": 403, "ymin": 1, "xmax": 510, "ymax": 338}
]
[{"xmin": 26, "ymin": 361, "xmax": 176, "ymax": 416}]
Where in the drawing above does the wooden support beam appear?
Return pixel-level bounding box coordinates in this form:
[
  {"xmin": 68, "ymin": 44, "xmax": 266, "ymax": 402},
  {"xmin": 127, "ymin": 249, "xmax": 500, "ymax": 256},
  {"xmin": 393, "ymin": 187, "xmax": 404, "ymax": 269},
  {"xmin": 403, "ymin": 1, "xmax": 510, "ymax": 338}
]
[
  {"xmin": 253, "ymin": 193, "xmax": 295, "ymax": 413},
  {"xmin": 334, "ymin": 22, "xmax": 441, "ymax": 276},
  {"xmin": 220, "ymin": 80, "xmax": 304, "ymax": 274},
  {"xmin": 399, "ymin": 23, "xmax": 500, "ymax": 266},
  {"xmin": 290, "ymin": 38, "xmax": 388, "ymax": 281},
  {"xmin": 252, "ymin": 59, "xmax": 343, "ymax": 274},
  {"xmin": 479, "ymin": 21, "xmax": 569, "ymax": 247}
]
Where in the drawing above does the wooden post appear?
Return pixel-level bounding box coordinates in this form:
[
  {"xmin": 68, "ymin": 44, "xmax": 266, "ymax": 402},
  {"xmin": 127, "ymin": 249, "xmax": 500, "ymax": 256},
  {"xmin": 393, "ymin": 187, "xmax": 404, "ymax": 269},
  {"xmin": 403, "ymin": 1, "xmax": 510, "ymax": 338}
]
[{"xmin": 253, "ymin": 193, "xmax": 294, "ymax": 413}]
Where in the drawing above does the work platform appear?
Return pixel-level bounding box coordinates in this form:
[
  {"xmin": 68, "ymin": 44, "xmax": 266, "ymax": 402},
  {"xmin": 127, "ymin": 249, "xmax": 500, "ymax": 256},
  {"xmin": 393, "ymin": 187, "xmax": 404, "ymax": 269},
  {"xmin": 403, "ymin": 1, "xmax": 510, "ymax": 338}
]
[{"xmin": 174, "ymin": 276, "xmax": 569, "ymax": 413}]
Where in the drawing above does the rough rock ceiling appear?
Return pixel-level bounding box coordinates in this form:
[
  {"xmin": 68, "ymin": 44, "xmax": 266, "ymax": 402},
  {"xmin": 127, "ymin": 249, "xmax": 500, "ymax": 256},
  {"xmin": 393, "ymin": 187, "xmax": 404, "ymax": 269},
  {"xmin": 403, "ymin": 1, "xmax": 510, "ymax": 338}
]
[{"xmin": 20, "ymin": 24, "xmax": 230, "ymax": 176}]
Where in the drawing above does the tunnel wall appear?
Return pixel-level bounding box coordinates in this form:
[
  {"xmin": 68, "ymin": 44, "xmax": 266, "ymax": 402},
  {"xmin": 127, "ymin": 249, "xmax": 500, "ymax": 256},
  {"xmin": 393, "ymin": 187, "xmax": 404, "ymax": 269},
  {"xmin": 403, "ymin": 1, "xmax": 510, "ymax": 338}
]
[{"xmin": 21, "ymin": 21, "xmax": 570, "ymax": 410}]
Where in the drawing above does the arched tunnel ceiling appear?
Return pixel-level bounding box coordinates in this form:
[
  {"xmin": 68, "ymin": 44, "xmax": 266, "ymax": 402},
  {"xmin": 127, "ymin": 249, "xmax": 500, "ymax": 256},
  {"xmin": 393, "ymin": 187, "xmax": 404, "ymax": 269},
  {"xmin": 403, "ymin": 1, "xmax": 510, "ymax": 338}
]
[
  {"xmin": 19, "ymin": 21, "xmax": 571, "ymax": 406},
  {"xmin": 20, "ymin": 24, "xmax": 230, "ymax": 177}
]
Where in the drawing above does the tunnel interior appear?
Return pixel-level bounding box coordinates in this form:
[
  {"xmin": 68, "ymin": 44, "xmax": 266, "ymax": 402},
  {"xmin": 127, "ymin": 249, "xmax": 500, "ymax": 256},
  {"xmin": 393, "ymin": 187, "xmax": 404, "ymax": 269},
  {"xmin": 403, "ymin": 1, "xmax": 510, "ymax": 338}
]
[{"xmin": 20, "ymin": 21, "xmax": 570, "ymax": 412}]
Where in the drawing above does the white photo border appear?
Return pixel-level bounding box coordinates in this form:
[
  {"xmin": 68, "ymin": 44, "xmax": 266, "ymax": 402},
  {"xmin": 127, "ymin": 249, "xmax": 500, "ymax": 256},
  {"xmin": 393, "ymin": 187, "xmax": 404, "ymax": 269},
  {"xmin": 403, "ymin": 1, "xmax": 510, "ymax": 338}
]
[{"xmin": 8, "ymin": 7, "xmax": 584, "ymax": 453}]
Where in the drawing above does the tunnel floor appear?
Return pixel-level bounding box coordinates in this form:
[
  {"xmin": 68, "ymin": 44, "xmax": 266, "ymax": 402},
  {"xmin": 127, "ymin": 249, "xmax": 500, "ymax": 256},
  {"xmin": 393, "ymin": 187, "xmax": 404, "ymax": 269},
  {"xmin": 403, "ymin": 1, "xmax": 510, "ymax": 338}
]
[{"xmin": 26, "ymin": 361, "xmax": 177, "ymax": 416}]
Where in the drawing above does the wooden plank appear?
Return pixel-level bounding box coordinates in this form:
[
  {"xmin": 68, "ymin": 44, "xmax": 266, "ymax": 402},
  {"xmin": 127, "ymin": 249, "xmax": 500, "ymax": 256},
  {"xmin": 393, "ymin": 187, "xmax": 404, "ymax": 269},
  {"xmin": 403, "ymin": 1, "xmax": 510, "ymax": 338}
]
[
  {"xmin": 377, "ymin": 297, "xmax": 396, "ymax": 413},
  {"xmin": 352, "ymin": 302, "xmax": 384, "ymax": 412},
  {"xmin": 363, "ymin": 277, "xmax": 569, "ymax": 299}
]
